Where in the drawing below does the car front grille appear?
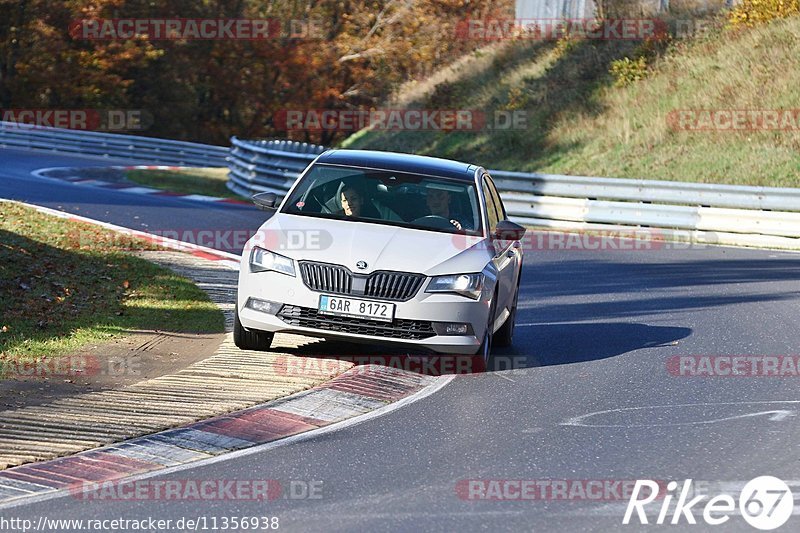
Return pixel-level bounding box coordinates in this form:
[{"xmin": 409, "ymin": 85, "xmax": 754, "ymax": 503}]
[
  {"xmin": 364, "ymin": 271, "xmax": 425, "ymax": 301},
  {"xmin": 299, "ymin": 262, "xmax": 353, "ymax": 294},
  {"xmin": 278, "ymin": 305, "xmax": 436, "ymax": 340},
  {"xmin": 298, "ymin": 261, "xmax": 424, "ymax": 302}
]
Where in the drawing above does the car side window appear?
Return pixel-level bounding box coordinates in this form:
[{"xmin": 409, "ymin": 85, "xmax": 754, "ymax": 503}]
[
  {"xmin": 482, "ymin": 176, "xmax": 500, "ymax": 234},
  {"xmin": 485, "ymin": 175, "xmax": 506, "ymax": 221}
]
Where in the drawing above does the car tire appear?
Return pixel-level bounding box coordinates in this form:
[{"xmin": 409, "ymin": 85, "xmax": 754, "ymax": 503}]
[
  {"xmin": 234, "ymin": 308, "xmax": 274, "ymax": 351},
  {"xmin": 494, "ymin": 279, "xmax": 520, "ymax": 348},
  {"xmin": 476, "ymin": 295, "xmax": 497, "ymax": 369}
]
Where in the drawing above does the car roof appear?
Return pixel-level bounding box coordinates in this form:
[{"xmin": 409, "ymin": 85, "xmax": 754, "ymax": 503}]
[{"xmin": 314, "ymin": 149, "xmax": 478, "ymax": 181}]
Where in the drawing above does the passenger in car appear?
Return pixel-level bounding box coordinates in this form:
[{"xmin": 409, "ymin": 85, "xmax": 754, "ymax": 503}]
[{"xmin": 339, "ymin": 183, "xmax": 381, "ymax": 219}]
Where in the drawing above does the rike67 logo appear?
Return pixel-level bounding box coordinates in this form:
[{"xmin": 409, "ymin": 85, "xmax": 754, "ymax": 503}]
[{"xmin": 623, "ymin": 477, "xmax": 794, "ymax": 530}]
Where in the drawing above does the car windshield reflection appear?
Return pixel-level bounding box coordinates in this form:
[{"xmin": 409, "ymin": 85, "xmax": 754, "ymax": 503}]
[{"xmin": 281, "ymin": 164, "xmax": 483, "ymax": 236}]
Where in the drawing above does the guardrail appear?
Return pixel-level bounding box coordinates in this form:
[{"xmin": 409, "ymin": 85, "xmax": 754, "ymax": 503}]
[
  {"xmin": 225, "ymin": 136, "xmax": 326, "ymax": 198},
  {"xmin": 0, "ymin": 121, "xmax": 228, "ymax": 167},
  {"xmin": 228, "ymin": 137, "xmax": 800, "ymax": 248},
  {"xmin": 492, "ymin": 171, "xmax": 800, "ymax": 241},
  {"xmin": 4, "ymin": 123, "xmax": 796, "ymax": 249}
]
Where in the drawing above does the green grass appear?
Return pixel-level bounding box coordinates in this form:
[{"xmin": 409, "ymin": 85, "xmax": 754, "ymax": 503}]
[
  {"xmin": 0, "ymin": 202, "xmax": 224, "ymax": 360},
  {"xmin": 343, "ymin": 16, "xmax": 800, "ymax": 187},
  {"xmin": 125, "ymin": 167, "xmax": 244, "ymax": 199}
]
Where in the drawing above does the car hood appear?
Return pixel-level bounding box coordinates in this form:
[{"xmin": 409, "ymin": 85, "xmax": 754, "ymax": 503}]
[{"xmin": 250, "ymin": 214, "xmax": 491, "ymax": 276}]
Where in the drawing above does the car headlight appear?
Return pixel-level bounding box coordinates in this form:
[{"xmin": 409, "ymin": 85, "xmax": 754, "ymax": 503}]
[
  {"xmin": 426, "ymin": 273, "xmax": 483, "ymax": 300},
  {"xmin": 250, "ymin": 246, "xmax": 295, "ymax": 276}
]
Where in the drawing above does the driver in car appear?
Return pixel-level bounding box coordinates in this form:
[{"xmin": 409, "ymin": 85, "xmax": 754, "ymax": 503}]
[{"xmin": 426, "ymin": 188, "xmax": 465, "ymax": 230}]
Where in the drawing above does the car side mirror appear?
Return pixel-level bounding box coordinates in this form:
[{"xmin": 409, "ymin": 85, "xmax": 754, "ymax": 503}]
[
  {"xmin": 252, "ymin": 192, "xmax": 278, "ymax": 211},
  {"xmin": 494, "ymin": 219, "xmax": 526, "ymax": 241}
]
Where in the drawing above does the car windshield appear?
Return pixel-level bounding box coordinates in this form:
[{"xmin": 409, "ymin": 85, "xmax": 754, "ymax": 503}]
[{"xmin": 281, "ymin": 164, "xmax": 483, "ymax": 236}]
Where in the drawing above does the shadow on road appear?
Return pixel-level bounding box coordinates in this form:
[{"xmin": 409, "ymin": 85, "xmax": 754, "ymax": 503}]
[
  {"xmin": 497, "ymin": 322, "xmax": 692, "ymax": 369},
  {"xmin": 271, "ymin": 321, "xmax": 691, "ymax": 375}
]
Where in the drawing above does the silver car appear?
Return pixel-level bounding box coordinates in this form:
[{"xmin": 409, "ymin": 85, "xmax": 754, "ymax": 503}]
[{"xmin": 235, "ymin": 150, "xmax": 525, "ymax": 361}]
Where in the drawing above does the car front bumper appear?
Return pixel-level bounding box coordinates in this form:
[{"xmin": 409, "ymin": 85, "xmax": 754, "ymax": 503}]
[{"xmin": 237, "ymin": 269, "xmax": 491, "ymax": 354}]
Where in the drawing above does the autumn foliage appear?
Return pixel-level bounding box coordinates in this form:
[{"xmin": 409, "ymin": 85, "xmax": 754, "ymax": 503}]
[
  {"xmin": 729, "ymin": 0, "xmax": 800, "ymax": 26},
  {"xmin": 0, "ymin": 1, "xmax": 512, "ymax": 145}
]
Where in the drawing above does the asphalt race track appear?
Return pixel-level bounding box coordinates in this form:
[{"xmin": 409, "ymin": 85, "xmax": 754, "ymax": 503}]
[
  {"xmin": 0, "ymin": 148, "xmax": 266, "ymax": 253},
  {"xmin": 2, "ymin": 147, "xmax": 800, "ymax": 531}
]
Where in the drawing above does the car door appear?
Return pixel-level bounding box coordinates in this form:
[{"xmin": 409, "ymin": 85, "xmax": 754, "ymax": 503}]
[{"xmin": 481, "ymin": 174, "xmax": 517, "ymax": 327}]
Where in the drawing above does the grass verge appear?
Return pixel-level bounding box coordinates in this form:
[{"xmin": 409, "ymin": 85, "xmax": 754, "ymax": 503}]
[
  {"xmin": 343, "ymin": 16, "xmax": 800, "ymax": 187},
  {"xmin": 125, "ymin": 167, "xmax": 244, "ymax": 199},
  {"xmin": 0, "ymin": 202, "xmax": 224, "ymax": 360}
]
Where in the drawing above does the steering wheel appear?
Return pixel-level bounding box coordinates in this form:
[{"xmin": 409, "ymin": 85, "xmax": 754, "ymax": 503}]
[{"xmin": 411, "ymin": 215, "xmax": 458, "ymax": 230}]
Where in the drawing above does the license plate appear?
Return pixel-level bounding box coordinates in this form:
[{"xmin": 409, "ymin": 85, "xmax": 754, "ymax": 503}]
[{"xmin": 318, "ymin": 295, "xmax": 395, "ymax": 322}]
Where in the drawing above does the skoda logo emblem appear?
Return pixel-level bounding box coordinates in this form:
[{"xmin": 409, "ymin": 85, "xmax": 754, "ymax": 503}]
[{"xmin": 356, "ymin": 261, "xmax": 368, "ymax": 270}]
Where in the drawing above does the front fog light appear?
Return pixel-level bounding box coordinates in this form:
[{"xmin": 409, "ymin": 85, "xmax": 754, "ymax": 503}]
[
  {"xmin": 433, "ymin": 322, "xmax": 473, "ymax": 336},
  {"xmin": 246, "ymin": 298, "xmax": 282, "ymax": 315}
]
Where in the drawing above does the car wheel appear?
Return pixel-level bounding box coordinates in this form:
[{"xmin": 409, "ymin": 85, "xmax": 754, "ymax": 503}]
[
  {"xmin": 476, "ymin": 295, "xmax": 497, "ymax": 368},
  {"xmin": 234, "ymin": 308, "xmax": 274, "ymax": 351},
  {"xmin": 494, "ymin": 280, "xmax": 519, "ymax": 348}
]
